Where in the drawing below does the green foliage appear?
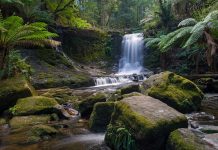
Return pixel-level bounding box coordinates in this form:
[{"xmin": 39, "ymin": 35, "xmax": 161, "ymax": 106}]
[
  {"xmin": 7, "ymin": 50, "xmax": 32, "ymax": 78},
  {"xmin": 106, "ymin": 125, "xmax": 137, "ymax": 150}
]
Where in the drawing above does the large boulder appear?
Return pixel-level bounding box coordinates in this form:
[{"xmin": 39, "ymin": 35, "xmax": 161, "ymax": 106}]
[
  {"xmin": 9, "ymin": 115, "xmax": 52, "ymax": 129},
  {"xmin": 120, "ymin": 84, "xmax": 140, "ymax": 95},
  {"xmin": 89, "ymin": 102, "xmax": 115, "ymax": 132},
  {"xmin": 0, "ymin": 76, "xmax": 36, "ymax": 112},
  {"xmin": 143, "ymin": 71, "xmax": 204, "ymax": 113},
  {"xmin": 167, "ymin": 128, "xmax": 214, "ymax": 150},
  {"xmin": 10, "ymin": 96, "xmax": 59, "ymax": 116},
  {"xmin": 105, "ymin": 96, "xmax": 188, "ymax": 150},
  {"xmin": 79, "ymin": 92, "xmax": 107, "ymax": 117}
]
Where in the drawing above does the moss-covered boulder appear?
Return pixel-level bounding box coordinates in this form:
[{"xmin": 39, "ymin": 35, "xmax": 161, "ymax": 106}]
[
  {"xmin": 120, "ymin": 84, "xmax": 140, "ymax": 95},
  {"xmin": 166, "ymin": 128, "xmax": 212, "ymax": 150},
  {"xmin": 10, "ymin": 96, "xmax": 60, "ymax": 116},
  {"xmin": 0, "ymin": 76, "xmax": 36, "ymax": 112},
  {"xmin": 79, "ymin": 92, "xmax": 107, "ymax": 117},
  {"xmin": 89, "ymin": 102, "xmax": 114, "ymax": 132},
  {"xmin": 41, "ymin": 88, "xmax": 80, "ymax": 108},
  {"xmin": 143, "ymin": 71, "xmax": 204, "ymax": 113},
  {"xmin": 9, "ymin": 115, "xmax": 51, "ymax": 129},
  {"xmin": 31, "ymin": 124, "xmax": 58, "ymax": 137},
  {"xmin": 105, "ymin": 96, "xmax": 187, "ymax": 150}
]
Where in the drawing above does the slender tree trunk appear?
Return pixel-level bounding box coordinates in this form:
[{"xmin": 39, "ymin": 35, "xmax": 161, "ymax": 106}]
[
  {"xmin": 0, "ymin": 49, "xmax": 7, "ymax": 70},
  {"xmin": 195, "ymin": 53, "xmax": 200, "ymax": 74}
]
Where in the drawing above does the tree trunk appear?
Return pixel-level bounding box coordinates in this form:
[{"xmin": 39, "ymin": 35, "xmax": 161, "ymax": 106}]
[
  {"xmin": 0, "ymin": 49, "xmax": 6, "ymax": 70},
  {"xmin": 195, "ymin": 53, "xmax": 200, "ymax": 73}
]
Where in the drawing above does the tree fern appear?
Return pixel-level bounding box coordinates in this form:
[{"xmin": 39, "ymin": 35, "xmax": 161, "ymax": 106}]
[
  {"xmin": 0, "ymin": 15, "xmax": 59, "ymax": 70},
  {"xmin": 161, "ymin": 26, "xmax": 192, "ymax": 52},
  {"xmin": 145, "ymin": 38, "xmax": 161, "ymax": 48},
  {"xmin": 178, "ymin": 18, "xmax": 197, "ymax": 27}
]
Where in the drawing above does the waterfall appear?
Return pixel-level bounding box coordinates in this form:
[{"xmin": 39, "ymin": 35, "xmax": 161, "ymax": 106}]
[
  {"xmin": 94, "ymin": 33, "xmax": 146, "ymax": 87},
  {"xmin": 118, "ymin": 33, "xmax": 144, "ymax": 75}
]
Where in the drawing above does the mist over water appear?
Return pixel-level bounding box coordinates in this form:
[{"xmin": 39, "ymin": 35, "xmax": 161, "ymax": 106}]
[{"xmin": 118, "ymin": 33, "xmax": 144, "ymax": 75}]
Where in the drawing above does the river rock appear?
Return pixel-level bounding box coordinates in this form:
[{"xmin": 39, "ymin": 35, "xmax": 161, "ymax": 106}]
[
  {"xmin": 202, "ymin": 94, "xmax": 218, "ymax": 118},
  {"xmin": 79, "ymin": 92, "xmax": 107, "ymax": 117},
  {"xmin": 204, "ymin": 133, "xmax": 218, "ymax": 149},
  {"xmin": 0, "ymin": 76, "xmax": 36, "ymax": 112},
  {"xmin": 30, "ymin": 124, "xmax": 59, "ymax": 142},
  {"xmin": 10, "ymin": 96, "xmax": 60, "ymax": 116},
  {"xmin": 9, "ymin": 115, "xmax": 52, "ymax": 129},
  {"xmin": 89, "ymin": 102, "xmax": 115, "ymax": 132},
  {"xmin": 105, "ymin": 96, "xmax": 188, "ymax": 150},
  {"xmin": 167, "ymin": 128, "xmax": 215, "ymax": 150},
  {"xmin": 143, "ymin": 71, "xmax": 204, "ymax": 113},
  {"xmin": 120, "ymin": 84, "xmax": 140, "ymax": 95}
]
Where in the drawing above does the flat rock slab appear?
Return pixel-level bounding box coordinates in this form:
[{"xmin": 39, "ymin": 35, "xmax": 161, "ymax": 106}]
[
  {"xmin": 204, "ymin": 133, "xmax": 218, "ymax": 149},
  {"xmin": 105, "ymin": 96, "xmax": 188, "ymax": 150}
]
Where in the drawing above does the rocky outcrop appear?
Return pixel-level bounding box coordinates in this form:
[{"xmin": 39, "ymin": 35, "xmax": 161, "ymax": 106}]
[
  {"xmin": 0, "ymin": 75, "xmax": 36, "ymax": 112},
  {"xmin": 79, "ymin": 92, "xmax": 107, "ymax": 117},
  {"xmin": 143, "ymin": 71, "xmax": 204, "ymax": 113},
  {"xmin": 120, "ymin": 84, "xmax": 140, "ymax": 95},
  {"xmin": 10, "ymin": 96, "xmax": 60, "ymax": 116},
  {"xmin": 105, "ymin": 96, "xmax": 188, "ymax": 150},
  {"xmin": 167, "ymin": 128, "xmax": 215, "ymax": 150},
  {"xmin": 89, "ymin": 102, "xmax": 115, "ymax": 132},
  {"xmin": 202, "ymin": 94, "xmax": 218, "ymax": 118}
]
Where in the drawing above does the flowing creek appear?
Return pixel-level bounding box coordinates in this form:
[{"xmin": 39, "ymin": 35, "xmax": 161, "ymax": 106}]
[{"xmin": 0, "ymin": 33, "xmax": 218, "ymax": 150}]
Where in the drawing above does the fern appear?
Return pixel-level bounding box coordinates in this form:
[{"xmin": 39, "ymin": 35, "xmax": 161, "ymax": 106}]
[
  {"xmin": 178, "ymin": 18, "xmax": 197, "ymax": 27},
  {"xmin": 183, "ymin": 23, "xmax": 205, "ymax": 48},
  {"xmin": 161, "ymin": 27, "xmax": 192, "ymax": 52},
  {"xmin": 145, "ymin": 38, "xmax": 161, "ymax": 48}
]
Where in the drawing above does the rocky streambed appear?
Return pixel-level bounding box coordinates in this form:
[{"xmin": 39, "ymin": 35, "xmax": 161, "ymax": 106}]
[{"xmin": 0, "ymin": 72, "xmax": 218, "ymax": 150}]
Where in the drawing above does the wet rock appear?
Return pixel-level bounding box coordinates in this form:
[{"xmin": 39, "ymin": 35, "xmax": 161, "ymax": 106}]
[
  {"xmin": 203, "ymin": 133, "xmax": 218, "ymax": 149},
  {"xmin": 199, "ymin": 125, "xmax": 218, "ymax": 134},
  {"xmin": 79, "ymin": 92, "xmax": 107, "ymax": 117},
  {"xmin": 89, "ymin": 102, "xmax": 115, "ymax": 132},
  {"xmin": 10, "ymin": 96, "xmax": 60, "ymax": 116},
  {"xmin": 202, "ymin": 94, "xmax": 218, "ymax": 118},
  {"xmin": 9, "ymin": 115, "xmax": 52, "ymax": 129},
  {"xmin": 0, "ymin": 75, "xmax": 36, "ymax": 112},
  {"xmin": 105, "ymin": 96, "xmax": 188, "ymax": 150},
  {"xmin": 167, "ymin": 128, "xmax": 214, "ymax": 150},
  {"xmin": 143, "ymin": 71, "xmax": 204, "ymax": 113},
  {"xmin": 30, "ymin": 125, "xmax": 59, "ymax": 139},
  {"xmin": 120, "ymin": 84, "xmax": 140, "ymax": 95},
  {"xmin": 41, "ymin": 87, "xmax": 80, "ymax": 109}
]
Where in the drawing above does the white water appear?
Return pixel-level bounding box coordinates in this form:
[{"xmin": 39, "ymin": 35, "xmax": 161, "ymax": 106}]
[
  {"xmin": 94, "ymin": 33, "xmax": 146, "ymax": 87},
  {"xmin": 118, "ymin": 33, "xmax": 144, "ymax": 75}
]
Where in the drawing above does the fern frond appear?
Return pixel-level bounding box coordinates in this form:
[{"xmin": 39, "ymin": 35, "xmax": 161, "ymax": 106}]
[
  {"xmin": 145, "ymin": 38, "xmax": 161, "ymax": 48},
  {"xmin": 161, "ymin": 27, "xmax": 192, "ymax": 52},
  {"xmin": 183, "ymin": 25, "xmax": 205, "ymax": 48},
  {"xmin": 178, "ymin": 18, "xmax": 197, "ymax": 27},
  {"xmin": 158, "ymin": 30, "xmax": 181, "ymax": 49},
  {"xmin": 204, "ymin": 10, "xmax": 218, "ymax": 22}
]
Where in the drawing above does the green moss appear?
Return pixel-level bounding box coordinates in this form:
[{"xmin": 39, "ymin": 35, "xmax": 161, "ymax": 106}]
[
  {"xmin": 9, "ymin": 115, "xmax": 51, "ymax": 129},
  {"xmin": 42, "ymin": 88, "xmax": 80, "ymax": 109},
  {"xmin": 89, "ymin": 102, "xmax": 115, "ymax": 132},
  {"xmin": 122, "ymin": 92, "xmax": 144, "ymax": 98},
  {"xmin": 105, "ymin": 98, "xmax": 187, "ymax": 150},
  {"xmin": 0, "ymin": 118, "xmax": 6, "ymax": 125},
  {"xmin": 31, "ymin": 125, "xmax": 58, "ymax": 137},
  {"xmin": 0, "ymin": 75, "xmax": 36, "ymax": 112},
  {"xmin": 10, "ymin": 96, "xmax": 59, "ymax": 116},
  {"xmin": 120, "ymin": 84, "xmax": 140, "ymax": 95},
  {"xmin": 147, "ymin": 72, "xmax": 204, "ymax": 113},
  {"xmin": 166, "ymin": 129, "xmax": 205, "ymax": 150},
  {"xmin": 79, "ymin": 92, "xmax": 107, "ymax": 117}
]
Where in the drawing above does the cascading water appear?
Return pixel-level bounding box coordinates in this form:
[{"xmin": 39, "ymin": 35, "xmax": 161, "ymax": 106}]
[
  {"xmin": 95, "ymin": 33, "xmax": 146, "ymax": 87},
  {"xmin": 118, "ymin": 33, "xmax": 144, "ymax": 75}
]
